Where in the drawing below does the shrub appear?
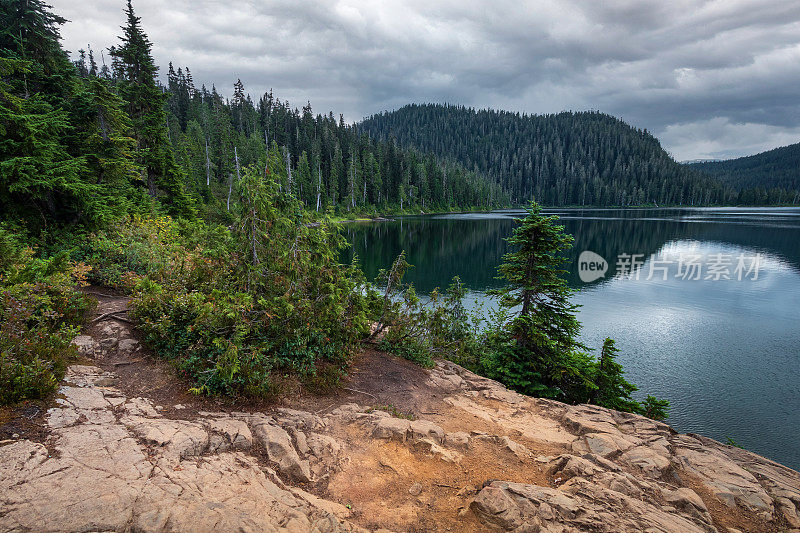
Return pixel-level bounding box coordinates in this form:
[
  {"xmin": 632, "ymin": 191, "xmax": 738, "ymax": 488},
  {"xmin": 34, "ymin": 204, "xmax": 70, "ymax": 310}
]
[
  {"xmin": 123, "ymin": 167, "xmax": 370, "ymax": 397},
  {"xmin": 641, "ymin": 395, "xmax": 670, "ymax": 421},
  {"xmin": 0, "ymin": 228, "xmax": 90, "ymax": 404},
  {"xmin": 369, "ymin": 253, "xmax": 481, "ymax": 368}
]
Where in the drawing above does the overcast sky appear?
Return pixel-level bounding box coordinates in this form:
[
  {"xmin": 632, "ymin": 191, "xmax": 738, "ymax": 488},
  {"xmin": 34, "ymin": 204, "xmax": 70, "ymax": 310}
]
[{"xmin": 51, "ymin": 0, "xmax": 800, "ymax": 161}]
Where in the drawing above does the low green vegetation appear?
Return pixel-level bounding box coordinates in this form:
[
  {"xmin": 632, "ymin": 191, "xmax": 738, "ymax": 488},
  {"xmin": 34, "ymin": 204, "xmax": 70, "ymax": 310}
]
[
  {"xmin": 128, "ymin": 169, "xmax": 370, "ymax": 397},
  {"xmin": 0, "ymin": 229, "xmax": 91, "ymax": 403}
]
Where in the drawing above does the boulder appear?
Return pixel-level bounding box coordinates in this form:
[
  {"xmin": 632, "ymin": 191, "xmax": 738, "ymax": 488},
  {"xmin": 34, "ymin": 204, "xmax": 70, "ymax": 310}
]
[{"xmin": 252, "ymin": 421, "xmax": 312, "ymax": 482}]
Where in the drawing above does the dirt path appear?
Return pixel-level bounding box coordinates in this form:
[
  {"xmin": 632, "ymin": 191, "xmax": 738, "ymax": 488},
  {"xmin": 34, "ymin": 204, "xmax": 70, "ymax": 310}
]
[{"xmin": 1, "ymin": 290, "xmax": 798, "ymax": 532}]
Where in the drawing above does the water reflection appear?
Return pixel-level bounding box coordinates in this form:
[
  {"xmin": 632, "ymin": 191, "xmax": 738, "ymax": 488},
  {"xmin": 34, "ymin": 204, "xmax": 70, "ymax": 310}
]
[
  {"xmin": 342, "ymin": 208, "xmax": 800, "ymax": 470},
  {"xmin": 343, "ymin": 208, "xmax": 800, "ymax": 292}
]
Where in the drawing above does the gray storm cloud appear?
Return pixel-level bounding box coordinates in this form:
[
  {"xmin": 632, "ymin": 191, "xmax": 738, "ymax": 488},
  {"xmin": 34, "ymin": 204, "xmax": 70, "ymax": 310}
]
[{"xmin": 50, "ymin": 0, "xmax": 800, "ymax": 160}]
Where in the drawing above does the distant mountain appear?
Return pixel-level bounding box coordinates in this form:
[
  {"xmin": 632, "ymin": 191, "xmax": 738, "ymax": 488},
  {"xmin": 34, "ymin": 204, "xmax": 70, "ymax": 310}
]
[
  {"xmin": 358, "ymin": 104, "xmax": 734, "ymax": 207},
  {"xmin": 687, "ymin": 143, "xmax": 800, "ymax": 193}
]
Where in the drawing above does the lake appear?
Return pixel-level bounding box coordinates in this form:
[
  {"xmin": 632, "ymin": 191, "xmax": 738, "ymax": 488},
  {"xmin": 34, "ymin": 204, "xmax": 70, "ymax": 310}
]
[{"xmin": 342, "ymin": 207, "xmax": 800, "ymax": 470}]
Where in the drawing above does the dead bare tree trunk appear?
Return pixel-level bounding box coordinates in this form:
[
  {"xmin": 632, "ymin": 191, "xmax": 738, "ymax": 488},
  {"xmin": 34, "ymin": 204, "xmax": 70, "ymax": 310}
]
[
  {"xmin": 316, "ymin": 162, "xmax": 322, "ymax": 212},
  {"xmin": 227, "ymin": 147, "xmax": 240, "ymax": 212},
  {"xmin": 285, "ymin": 149, "xmax": 292, "ymax": 195},
  {"xmin": 234, "ymin": 146, "xmax": 241, "ymax": 183},
  {"xmin": 205, "ymin": 140, "xmax": 211, "ymax": 187},
  {"xmin": 227, "ymin": 173, "xmax": 233, "ymax": 211},
  {"xmin": 264, "ymin": 130, "xmax": 269, "ymax": 176}
]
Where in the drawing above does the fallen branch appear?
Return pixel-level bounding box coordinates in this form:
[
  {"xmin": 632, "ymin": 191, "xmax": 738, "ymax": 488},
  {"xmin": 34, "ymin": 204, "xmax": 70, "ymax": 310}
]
[
  {"xmin": 91, "ymin": 311, "xmax": 133, "ymax": 324},
  {"xmin": 343, "ymin": 387, "xmax": 377, "ymax": 400},
  {"xmin": 109, "ymin": 314, "xmax": 135, "ymax": 325}
]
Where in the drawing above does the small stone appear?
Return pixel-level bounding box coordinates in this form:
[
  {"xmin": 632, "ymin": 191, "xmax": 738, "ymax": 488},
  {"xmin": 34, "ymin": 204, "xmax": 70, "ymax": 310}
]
[
  {"xmin": 445, "ymin": 431, "xmax": 471, "ymax": 449},
  {"xmin": 408, "ymin": 482, "xmax": 423, "ymax": 496},
  {"xmin": 118, "ymin": 338, "xmax": 139, "ymax": 354},
  {"xmin": 457, "ymin": 485, "xmax": 476, "ymax": 496}
]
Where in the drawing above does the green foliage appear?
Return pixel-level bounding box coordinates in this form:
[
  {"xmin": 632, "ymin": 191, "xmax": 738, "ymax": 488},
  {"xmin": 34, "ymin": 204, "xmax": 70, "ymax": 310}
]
[
  {"xmin": 725, "ymin": 436, "xmax": 743, "ymax": 449},
  {"xmin": 370, "ymin": 253, "xmax": 480, "ymax": 368},
  {"xmin": 641, "ymin": 395, "xmax": 670, "ymax": 421},
  {"xmin": 75, "ymin": 214, "xmax": 207, "ymax": 290},
  {"xmin": 592, "ymin": 338, "xmax": 640, "ymax": 413},
  {"xmin": 0, "ymin": 0, "xmax": 146, "ymax": 231},
  {"xmin": 689, "ymin": 144, "xmax": 800, "ymax": 205},
  {"xmin": 474, "ymin": 203, "xmax": 669, "ymax": 419},
  {"xmin": 159, "ymin": 77, "xmax": 506, "ymax": 214},
  {"xmin": 484, "ymin": 202, "xmax": 588, "ymax": 398},
  {"xmin": 0, "ymin": 227, "xmax": 90, "ymax": 404},
  {"xmin": 0, "ymin": 57, "xmax": 93, "ymax": 224},
  {"xmin": 120, "ymin": 167, "xmax": 370, "ymax": 397},
  {"xmin": 109, "ymin": 0, "xmax": 193, "ymax": 216}
]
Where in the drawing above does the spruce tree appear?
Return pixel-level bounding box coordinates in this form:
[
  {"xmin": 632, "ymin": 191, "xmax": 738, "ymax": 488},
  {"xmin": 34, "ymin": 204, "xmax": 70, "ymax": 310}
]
[
  {"xmin": 0, "ymin": 2, "xmax": 133, "ymax": 228},
  {"xmin": 592, "ymin": 338, "xmax": 640, "ymax": 412},
  {"xmin": 110, "ymin": 0, "xmax": 192, "ymax": 215},
  {"xmin": 0, "ymin": 0, "xmax": 72, "ymax": 99},
  {"xmin": 0, "ymin": 57, "xmax": 91, "ymax": 223},
  {"xmin": 487, "ymin": 201, "xmax": 588, "ymax": 397}
]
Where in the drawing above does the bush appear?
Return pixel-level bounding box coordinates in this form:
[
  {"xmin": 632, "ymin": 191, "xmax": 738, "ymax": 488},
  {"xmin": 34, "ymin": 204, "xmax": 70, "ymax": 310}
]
[
  {"xmin": 641, "ymin": 395, "xmax": 670, "ymax": 421},
  {"xmin": 369, "ymin": 253, "xmax": 481, "ymax": 368},
  {"xmin": 74, "ymin": 214, "xmax": 224, "ymax": 291},
  {"xmin": 117, "ymin": 168, "xmax": 371, "ymax": 397},
  {"xmin": 0, "ymin": 228, "xmax": 90, "ymax": 404}
]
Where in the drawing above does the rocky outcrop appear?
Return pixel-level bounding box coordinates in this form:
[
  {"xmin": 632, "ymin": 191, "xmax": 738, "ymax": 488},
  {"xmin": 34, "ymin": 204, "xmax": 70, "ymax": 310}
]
[
  {"xmin": 0, "ymin": 365, "xmax": 362, "ymax": 533},
  {"xmin": 1, "ymin": 310, "xmax": 799, "ymax": 532}
]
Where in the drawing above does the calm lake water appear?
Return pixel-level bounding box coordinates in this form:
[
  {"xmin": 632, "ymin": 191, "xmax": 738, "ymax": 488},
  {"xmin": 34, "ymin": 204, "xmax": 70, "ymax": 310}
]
[{"xmin": 343, "ymin": 207, "xmax": 800, "ymax": 470}]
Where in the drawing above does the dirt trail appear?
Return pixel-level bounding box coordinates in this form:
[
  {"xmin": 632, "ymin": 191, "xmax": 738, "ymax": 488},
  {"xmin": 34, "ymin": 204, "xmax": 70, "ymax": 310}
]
[{"xmin": 1, "ymin": 291, "xmax": 799, "ymax": 532}]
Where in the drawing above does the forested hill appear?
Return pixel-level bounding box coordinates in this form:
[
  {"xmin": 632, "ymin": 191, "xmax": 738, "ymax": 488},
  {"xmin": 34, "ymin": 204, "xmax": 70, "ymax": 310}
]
[
  {"xmin": 688, "ymin": 143, "xmax": 800, "ymax": 202},
  {"xmin": 359, "ymin": 104, "xmax": 752, "ymax": 206},
  {"xmin": 159, "ymin": 80, "xmax": 507, "ymax": 214}
]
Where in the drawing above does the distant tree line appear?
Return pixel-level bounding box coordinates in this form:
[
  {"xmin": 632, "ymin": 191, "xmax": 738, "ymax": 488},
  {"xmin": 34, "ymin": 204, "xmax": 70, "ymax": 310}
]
[
  {"xmin": 359, "ymin": 104, "xmax": 800, "ymax": 207},
  {"xmin": 688, "ymin": 143, "xmax": 800, "ymax": 205},
  {"xmin": 154, "ymin": 68, "xmax": 506, "ymax": 213}
]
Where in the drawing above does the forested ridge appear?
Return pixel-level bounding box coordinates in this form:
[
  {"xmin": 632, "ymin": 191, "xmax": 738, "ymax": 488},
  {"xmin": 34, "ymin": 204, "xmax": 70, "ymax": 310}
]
[
  {"xmin": 688, "ymin": 142, "xmax": 800, "ymax": 203},
  {"xmin": 155, "ymin": 73, "xmax": 507, "ymax": 215},
  {"xmin": 359, "ymin": 103, "xmax": 800, "ymax": 206}
]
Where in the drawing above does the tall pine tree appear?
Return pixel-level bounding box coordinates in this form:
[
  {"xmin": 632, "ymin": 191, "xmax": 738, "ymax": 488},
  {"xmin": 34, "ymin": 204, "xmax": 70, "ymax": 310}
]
[{"xmin": 110, "ymin": 0, "xmax": 192, "ymax": 215}]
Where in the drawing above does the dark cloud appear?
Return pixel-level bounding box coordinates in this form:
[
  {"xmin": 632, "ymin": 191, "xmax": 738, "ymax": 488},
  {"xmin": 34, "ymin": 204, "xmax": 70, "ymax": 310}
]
[{"xmin": 51, "ymin": 0, "xmax": 800, "ymax": 160}]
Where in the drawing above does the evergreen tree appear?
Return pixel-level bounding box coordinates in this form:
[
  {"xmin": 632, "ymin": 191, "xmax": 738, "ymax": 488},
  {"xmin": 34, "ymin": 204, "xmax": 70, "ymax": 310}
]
[
  {"xmin": 0, "ymin": 0, "xmax": 72, "ymax": 99},
  {"xmin": 359, "ymin": 104, "xmax": 752, "ymax": 206},
  {"xmin": 70, "ymin": 75, "xmax": 141, "ymax": 212},
  {"xmin": 110, "ymin": 0, "xmax": 192, "ymax": 215},
  {"xmin": 486, "ymin": 202, "xmax": 589, "ymax": 397},
  {"xmin": 592, "ymin": 338, "xmax": 639, "ymax": 412},
  {"xmin": 0, "ymin": 57, "xmax": 91, "ymax": 223},
  {"xmin": 0, "ymin": 0, "xmax": 137, "ymax": 228}
]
